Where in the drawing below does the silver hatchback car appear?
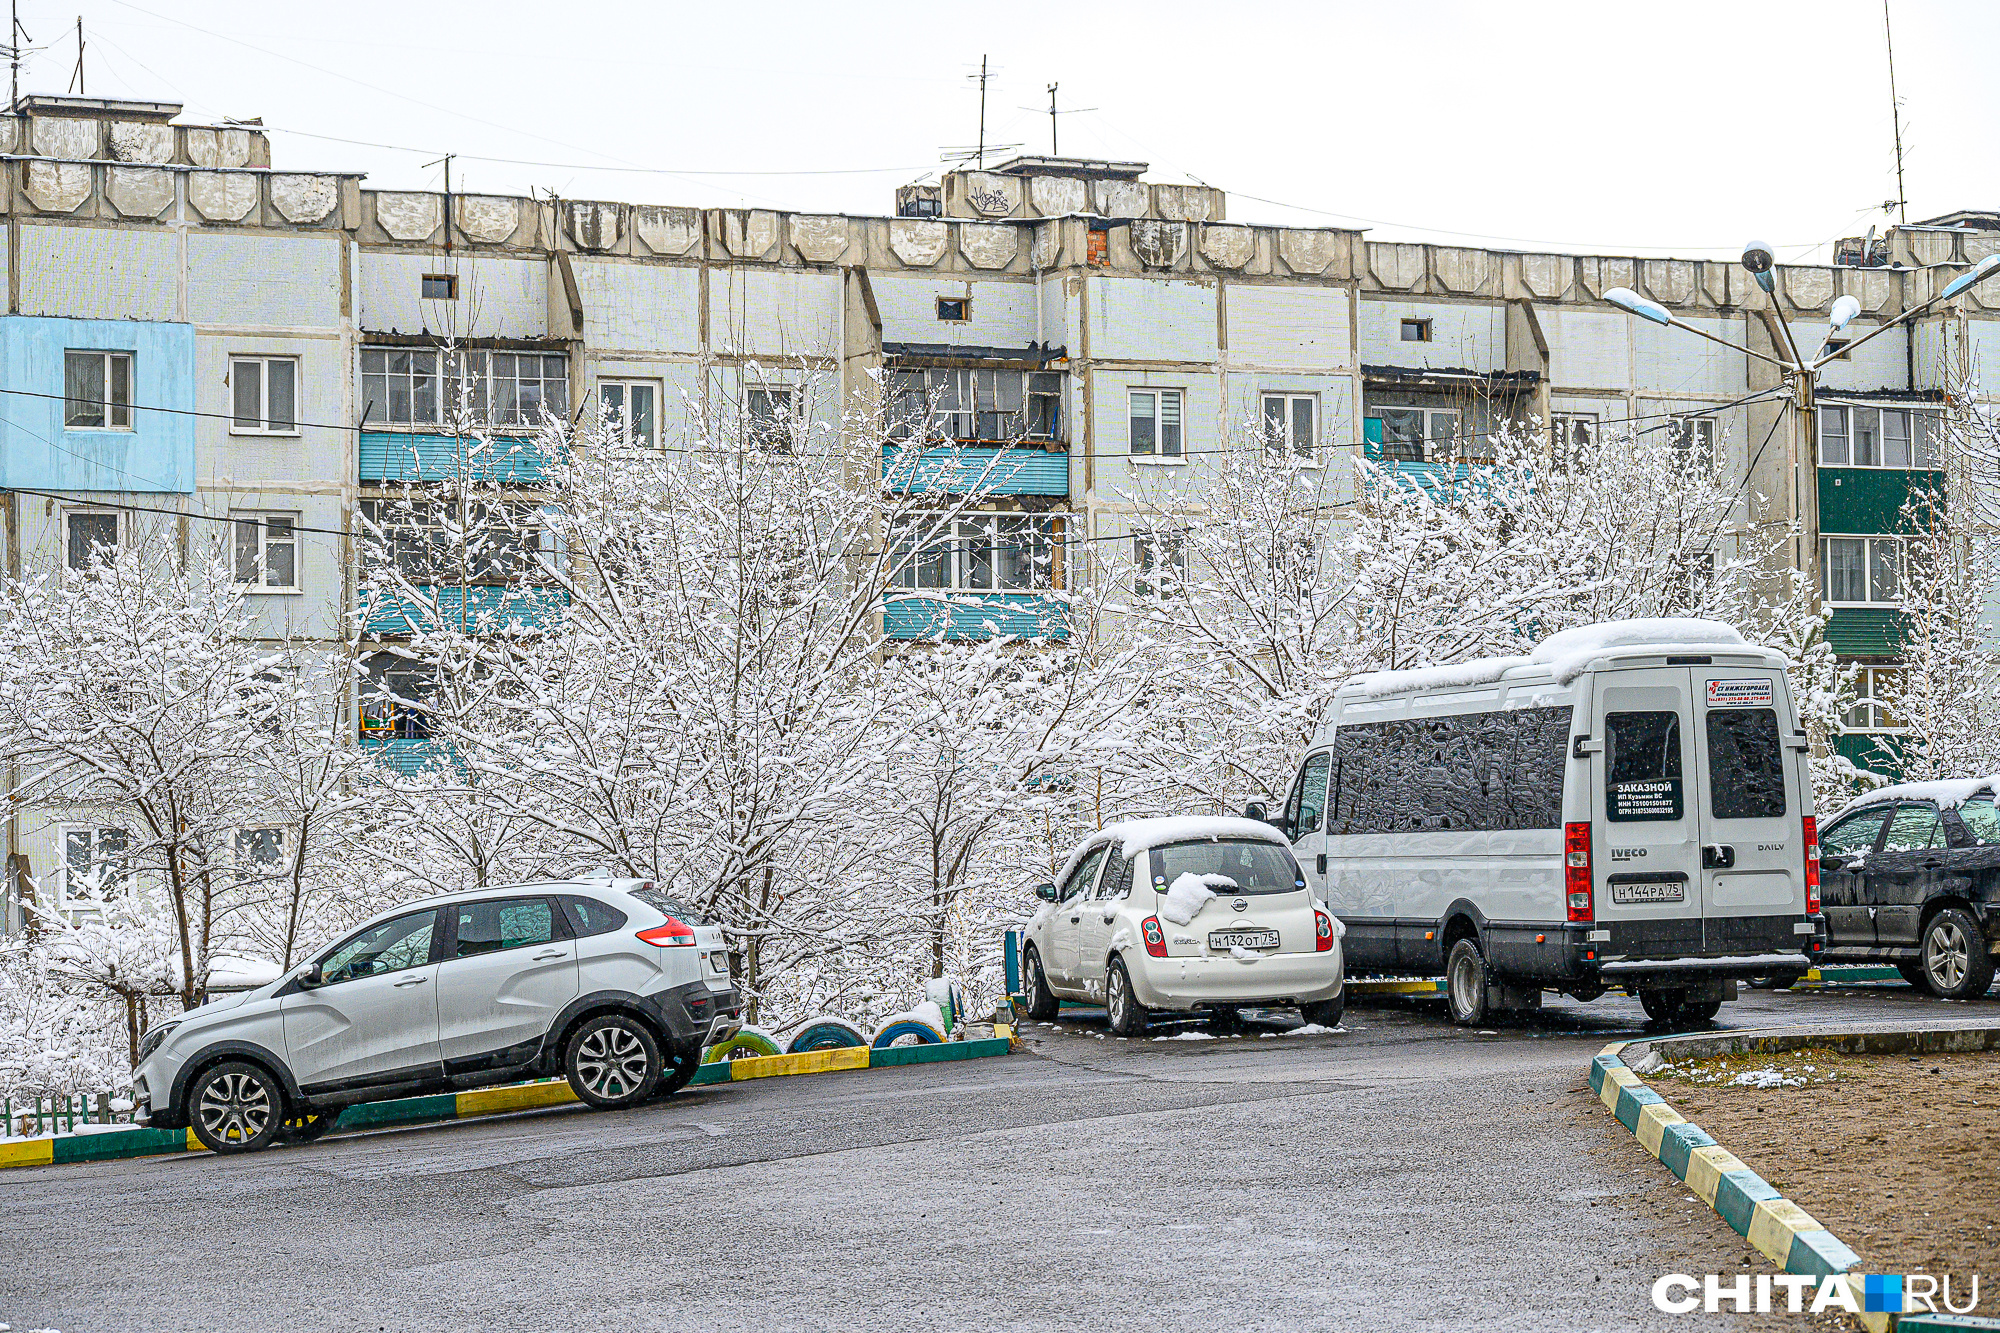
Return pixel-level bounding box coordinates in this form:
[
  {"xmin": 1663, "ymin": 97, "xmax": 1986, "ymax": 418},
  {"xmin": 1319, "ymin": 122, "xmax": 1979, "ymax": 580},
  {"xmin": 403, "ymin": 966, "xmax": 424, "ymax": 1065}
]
[{"xmin": 132, "ymin": 879, "xmax": 742, "ymax": 1153}]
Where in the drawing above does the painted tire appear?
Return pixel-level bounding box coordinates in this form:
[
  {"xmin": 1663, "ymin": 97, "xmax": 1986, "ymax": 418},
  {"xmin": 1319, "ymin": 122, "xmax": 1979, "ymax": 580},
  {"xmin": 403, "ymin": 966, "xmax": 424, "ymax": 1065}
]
[
  {"xmin": 871, "ymin": 1018, "xmax": 945, "ymax": 1048},
  {"xmin": 787, "ymin": 1018, "xmax": 868, "ymax": 1053},
  {"xmin": 702, "ymin": 1024, "xmax": 783, "ymax": 1064}
]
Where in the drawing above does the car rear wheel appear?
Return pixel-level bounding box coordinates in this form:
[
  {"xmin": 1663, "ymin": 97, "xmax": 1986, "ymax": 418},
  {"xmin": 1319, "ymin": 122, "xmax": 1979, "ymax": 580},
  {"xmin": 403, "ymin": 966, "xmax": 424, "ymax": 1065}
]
[
  {"xmin": 565, "ymin": 1014, "xmax": 664, "ymax": 1108},
  {"xmin": 1747, "ymin": 973, "xmax": 1798, "ymax": 991},
  {"xmin": 188, "ymin": 1060, "xmax": 285, "ymax": 1155},
  {"xmin": 1897, "ymin": 960, "xmax": 1929, "ymax": 989},
  {"xmin": 1205, "ymin": 1004, "xmax": 1243, "ymax": 1035},
  {"xmin": 1639, "ymin": 989, "xmax": 1684, "ymax": 1026},
  {"xmin": 1021, "ymin": 945, "xmax": 1059, "ymax": 1020},
  {"xmin": 654, "ymin": 1045, "xmax": 701, "ymax": 1099},
  {"xmin": 1105, "ymin": 958, "xmax": 1148, "ymax": 1036},
  {"xmin": 1920, "ymin": 907, "xmax": 1996, "ymax": 1001},
  {"xmin": 1445, "ymin": 939, "xmax": 1490, "ymax": 1026},
  {"xmin": 276, "ymin": 1112, "xmax": 335, "ymax": 1145},
  {"xmin": 1679, "ymin": 998, "xmax": 1723, "ymax": 1024},
  {"xmin": 1300, "ymin": 995, "xmax": 1345, "ymax": 1028}
]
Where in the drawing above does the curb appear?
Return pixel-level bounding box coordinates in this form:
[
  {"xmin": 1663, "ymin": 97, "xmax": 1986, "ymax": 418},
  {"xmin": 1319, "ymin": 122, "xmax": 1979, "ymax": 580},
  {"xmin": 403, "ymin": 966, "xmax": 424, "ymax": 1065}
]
[
  {"xmin": 0, "ymin": 1036, "xmax": 1009, "ymax": 1171},
  {"xmin": 1590, "ymin": 1027, "xmax": 1999, "ymax": 1331}
]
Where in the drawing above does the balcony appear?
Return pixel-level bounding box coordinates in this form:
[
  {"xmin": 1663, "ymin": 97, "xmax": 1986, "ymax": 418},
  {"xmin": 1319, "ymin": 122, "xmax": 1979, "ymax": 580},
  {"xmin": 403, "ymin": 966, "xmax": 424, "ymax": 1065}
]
[
  {"xmin": 1823, "ymin": 608, "xmax": 1909, "ymax": 659},
  {"xmin": 362, "ymin": 585, "xmax": 568, "ymax": 636},
  {"xmin": 883, "ymin": 592, "xmax": 1069, "ymax": 642},
  {"xmin": 881, "ymin": 443, "xmax": 1069, "ymax": 497},
  {"xmin": 358, "ymin": 736, "xmax": 454, "ymax": 776},
  {"xmin": 359, "ymin": 431, "xmax": 556, "ymax": 484},
  {"xmin": 1818, "ymin": 466, "xmax": 1945, "ymax": 534}
]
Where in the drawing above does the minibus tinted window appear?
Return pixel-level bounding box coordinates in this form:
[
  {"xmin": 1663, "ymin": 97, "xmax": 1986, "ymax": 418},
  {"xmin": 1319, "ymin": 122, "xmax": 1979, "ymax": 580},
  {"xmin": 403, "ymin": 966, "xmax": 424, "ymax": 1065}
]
[
  {"xmin": 1705, "ymin": 708, "xmax": 1786, "ymax": 820},
  {"xmin": 1605, "ymin": 711, "xmax": 1683, "ymax": 821},
  {"xmin": 1329, "ymin": 706, "xmax": 1571, "ymax": 835}
]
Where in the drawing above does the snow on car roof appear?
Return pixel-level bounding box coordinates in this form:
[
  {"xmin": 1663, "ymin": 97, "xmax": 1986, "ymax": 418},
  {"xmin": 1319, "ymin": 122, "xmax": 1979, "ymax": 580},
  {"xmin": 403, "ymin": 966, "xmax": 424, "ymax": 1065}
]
[
  {"xmin": 1834, "ymin": 775, "xmax": 2000, "ymax": 818},
  {"xmin": 1343, "ymin": 618, "xmax": 1774, "ymax": 699},
  {"xmin": 1050, "ymin": 816, "xmax": 1287, "ymax": 889}
]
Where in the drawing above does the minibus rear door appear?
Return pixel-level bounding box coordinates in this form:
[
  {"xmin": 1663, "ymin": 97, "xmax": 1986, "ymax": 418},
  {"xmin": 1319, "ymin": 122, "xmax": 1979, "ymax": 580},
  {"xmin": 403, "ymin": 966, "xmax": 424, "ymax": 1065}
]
[
  {"xmin": 1593, "ymin": 670, "xmax": 1705, "ymax": 945},
  {"xmin": 1688, "ymin": 669, "xmax": 1803, "ymax": 931}
]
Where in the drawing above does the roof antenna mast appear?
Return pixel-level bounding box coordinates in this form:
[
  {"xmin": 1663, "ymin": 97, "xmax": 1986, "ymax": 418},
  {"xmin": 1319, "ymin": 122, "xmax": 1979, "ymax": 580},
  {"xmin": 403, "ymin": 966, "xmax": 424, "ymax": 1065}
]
[
  {"xmin": 1884, "ymin": 0, "xmax": 1908, "ymax": 224},
  {"xmin": 67, "ymin": 16, "xmax": 82, "ymax": 97},
  {"xmin": 7, "ymin": 0, "xmax": 30, "ymax": 113}
]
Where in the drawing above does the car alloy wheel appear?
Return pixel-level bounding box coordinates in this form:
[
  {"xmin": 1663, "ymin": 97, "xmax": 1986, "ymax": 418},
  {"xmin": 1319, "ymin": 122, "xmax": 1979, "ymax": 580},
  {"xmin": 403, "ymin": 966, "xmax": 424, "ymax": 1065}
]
[
  {"xmin": 576, "ymin": 1024, "xmax": 651, "ymax": 1100},
  {"xmin": 1926, "ymin": 917, "xmax": 1970, "ymax": 993},
  {"xmin": 190, "ymin": 1061, "xmax": 283, "ymax": 1154}
]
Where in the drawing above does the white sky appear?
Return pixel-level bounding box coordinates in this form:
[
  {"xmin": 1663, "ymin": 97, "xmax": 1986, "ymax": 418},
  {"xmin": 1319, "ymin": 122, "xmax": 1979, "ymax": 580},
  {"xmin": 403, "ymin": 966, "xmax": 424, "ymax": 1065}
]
[{"xmin": 20, "ymin": 0, "xmax": 1998, "ymax": 263}]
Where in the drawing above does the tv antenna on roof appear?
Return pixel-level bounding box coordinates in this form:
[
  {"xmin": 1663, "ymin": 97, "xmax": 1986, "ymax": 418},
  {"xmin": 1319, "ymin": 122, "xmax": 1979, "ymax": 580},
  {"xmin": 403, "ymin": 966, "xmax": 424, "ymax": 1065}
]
[
  {"xmin": 939, "ymin": 56, "xmax": 1020, "ymax": 170},
  {"xmin": 1020, "ymin": 84, "xmax": 1096, "ymax": 157},
  {"xmin": 1882, "ymin": 0, "xmax": 1908, "ymax": 224}
]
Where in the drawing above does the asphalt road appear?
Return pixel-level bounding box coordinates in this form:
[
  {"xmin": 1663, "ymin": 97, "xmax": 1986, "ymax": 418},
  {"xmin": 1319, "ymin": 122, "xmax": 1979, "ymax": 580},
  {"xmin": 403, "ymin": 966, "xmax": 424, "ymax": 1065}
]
[{"xmin": 0, "ymin": 979, "xmax": 1984, "ymax": 1333}]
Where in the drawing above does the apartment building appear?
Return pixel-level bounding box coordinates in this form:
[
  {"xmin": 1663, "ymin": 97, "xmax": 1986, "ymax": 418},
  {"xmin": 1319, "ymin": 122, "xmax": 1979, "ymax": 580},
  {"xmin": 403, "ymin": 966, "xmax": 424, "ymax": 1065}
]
[{"xmin": 3, "ymin": 95, "xmax": 1998, "ymax": 927}]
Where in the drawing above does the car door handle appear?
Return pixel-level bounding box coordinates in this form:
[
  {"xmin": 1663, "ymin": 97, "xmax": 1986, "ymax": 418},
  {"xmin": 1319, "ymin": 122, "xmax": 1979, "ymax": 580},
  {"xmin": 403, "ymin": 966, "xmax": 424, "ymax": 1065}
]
[
  {"xmin": 532, "ymin": 948, "xmax": 566, "ymax": 959},
  {"xmin": 1101, "ymin": 911, "xmax": 1117, "ymax": 923},
  {"xmin": 1921, "ymin": 858, "xmax": 1944, "ymax": 869},
  {"xmin": 1069, "ymin": 914, "xmax": 1080, "ymax": 923},
  {"xmin": 392, "ymin": 974, "xmax": 429, "ymax": 987},
  {"xmin": 1316, "ymin": 853, "xmax": 1328, "ymax": 874}
]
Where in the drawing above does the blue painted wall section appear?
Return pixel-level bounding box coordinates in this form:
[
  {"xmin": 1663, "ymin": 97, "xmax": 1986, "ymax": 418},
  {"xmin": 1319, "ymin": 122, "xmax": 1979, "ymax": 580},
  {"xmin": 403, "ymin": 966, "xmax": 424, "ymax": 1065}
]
[
  {"xmin": 360, "ymin": 431, "xmax": 555, "ymax": 483},
  {"xmin": 0, "ymin": 316, "xmax": 196, "ymax": 492},
  {"xmin": 884, "ymin": 592, "xmax": 1069, "ymax": 641},
  {"xmin": 881, "ymin": 444, "xmax": 1068, "ymax": 497},
  {"xmin": 358, "ymin": 737, "xmax": 456, "ymax": 776},
  {"xmin": 362, "ymin": 585, "xmax": 569, "ymax": 635}
]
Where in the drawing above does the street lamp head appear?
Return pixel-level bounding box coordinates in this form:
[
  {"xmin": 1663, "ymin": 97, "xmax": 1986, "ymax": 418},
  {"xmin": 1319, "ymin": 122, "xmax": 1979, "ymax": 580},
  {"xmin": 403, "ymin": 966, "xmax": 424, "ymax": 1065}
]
[
  {"xmin": 1742, "ymin": 240, "xmax": 1776, "ymax": 293},
  {"xmin": 1828, "ymin": 294, "xmax": 1861, "ymax": 334},
  {"xmin": 1940, "ymin": 251, "xmax": 2000, "ymax": 301},
  {"xmin": 1603, "ymin": 286, "xmax": 1672, "ymax": 326}
]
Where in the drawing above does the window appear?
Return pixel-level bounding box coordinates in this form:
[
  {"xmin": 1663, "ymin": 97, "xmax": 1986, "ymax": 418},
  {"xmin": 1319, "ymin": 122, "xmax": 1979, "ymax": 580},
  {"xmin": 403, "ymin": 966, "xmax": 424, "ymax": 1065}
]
[
  {"xmin": 1129, "ymin": 389, "xmax": 1184, "ymax": 457},
  {"xmin": 1705, "ymin": 707, "xmax": 1786, "ymax": 820},
  {"xmin": 1818, "ymin": 405, "xmax": 1942, "ymax": 468},
  {"xmin": 1956, "ymin": 796, "xmax": 2000, "ymax": 845},
  {"xmin": 1285, "ymin": 752, "xmax": 1331, "ymax": 837},
  {"xmin": 1604, "ymin": 710, "xmax": 1685, "ymax": 822},
  {"xmin": 361, "ymin": 348, "xmax": 568, "ymax": 427},
  {"xmin": 1374, "ymin": 406, "xmax": 1459, "ymax": 463},
  {"xmin": 421, "ymin": 274, "xmax": 458, "ymax": 300},
  {"xmin": 1261, "ymin": 393, "xmax": 1317, "ymax": 458},
  {"xmin": 1059, "ymin": 846, "xmax": 1106, "ymax": 901},
  {"xmin": 1821, "ymin": 807, "xmax": 1889, "ymax": 855},
  {"xmin": 360, "ymin": 499, "xmax": 545, "ymax": 584},
  {"xmin": 1668, "ymin": 415, "xmax": 1715, "ymax": 462},
  {"xmin": 598, "ymin": 379, "xmax": 658, "ymax": 448},
  {"xmin": 234, "ymin": 828, "xmax": 285, "ymax": 873},
  {"xmin": 936, "ymin": 296, "xmax": 970, "ymax": 322},
  {"xmin": 64, "ymin": 510, "xmax": 120, "ymax": 571},
  {"xmin": 558, "ymin": 895, "xmax": 628, "ymax": 937},
  {"xmin": 1551, "ymin": 413, "xmax": 1597, "ymax": 466},
  {"xmin": 889, "ymin": 513, "xmax": 1062, "ymax": 592},
  {"xmin": 318, "ymin": 910, "xmax": 438, "ymax": 985},
  {"xmin": 64, "ymin": 350, "xmax": 133, "ymax": 429},
  {"xmin": 1094, "ymin": 847, "xmax": 1133, "ymax": 900},
  {"xmin": 1820, "ymin": 536, "xmax": 1901, "ymax": 605},
  {"xmin": 1133, "ymin": 529, "xmax": 1186, "ymax": 597},
  {"xmin": 1840, "ymin": 665, "xmax": 1904, "ymax": 732},
  {"xmin": 60, "ymin": 826, "xmax": 131, "ymax": 903},
  {"xmin": 452, "ymin": 897, "xmax": 558, "ymax": 957},
  {"xmin": 886, "ymin": 369, "xmax": 1061, "ymax": 444},
  {"xmin": 1151, "ymin": 840, "xmax": 1302, "ymax": 896},
  {"xmin": 1327, "ymin": 707, "xmax": 1573, "ymax": 835},
  {"xmin": 746, "ymin": 387, "xmax": 796, "ymax": 451},
  {"xmin": 1880, "ymin": 803, "xmax": 1942, "ymax": 853},
  {"xmin": 1822, "ymin": 338, "xmax": 1851, "ymax": 361},
  {"xmin": 1400, "ymin": 319, "xmax": 1432, "ymax": 342},
  {"xmin": 231, "ymin": 513, "xmax": 299, "ymax": 590},
  {"xmin": 359, "ymin": 650, "xmax": 438, "ymax": 739},
  {"xmin": 229, "ymin": 357, "xmax": 298, "ymax": 435}
]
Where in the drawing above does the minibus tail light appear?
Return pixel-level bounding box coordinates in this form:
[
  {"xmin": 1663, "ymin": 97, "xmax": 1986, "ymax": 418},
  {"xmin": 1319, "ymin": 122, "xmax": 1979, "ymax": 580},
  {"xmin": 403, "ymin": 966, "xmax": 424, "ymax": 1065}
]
[
  {"xmin": 1564, "ymin": 822, "xmax": 1593, "ymax": 922},
  {"xmin": 1802, "ymin": 815, "xmax": 1821, "ymax": 916},
  {"xmin": 1141, "ymin": 916, "xmax": 1168, "ymax": 958}
]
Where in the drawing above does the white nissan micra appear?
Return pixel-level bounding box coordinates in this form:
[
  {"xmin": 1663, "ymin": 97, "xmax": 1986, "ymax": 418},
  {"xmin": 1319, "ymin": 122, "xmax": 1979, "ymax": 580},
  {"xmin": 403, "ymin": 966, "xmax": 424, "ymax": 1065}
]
[{"xmin": 1019, "ymin": 817, "xmax": 1345, "ymax": 1035}]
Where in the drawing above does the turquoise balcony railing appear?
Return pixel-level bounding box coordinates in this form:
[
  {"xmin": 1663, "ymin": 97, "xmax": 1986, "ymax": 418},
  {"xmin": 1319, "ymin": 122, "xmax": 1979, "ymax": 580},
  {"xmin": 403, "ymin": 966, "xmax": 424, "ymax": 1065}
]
[{"xmin": 883, "ymin": 592, "xmax": 1069, "ymax": 641}]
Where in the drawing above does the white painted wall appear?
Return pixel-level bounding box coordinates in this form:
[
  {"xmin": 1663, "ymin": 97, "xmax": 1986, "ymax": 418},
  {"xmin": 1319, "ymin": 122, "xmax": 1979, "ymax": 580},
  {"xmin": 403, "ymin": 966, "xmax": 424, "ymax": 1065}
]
[
  {"xmin": 1358, "ymin": 299, "xmax": 1502, "ymax": 372},
  {"xmin": 573, "ymin": 259, "xmax": 700, "ymax": 354},
  {"xmin": 1086, "ymin": 277, "xmax": 1218, "ymax": 363},
  {"xmin": 359, "ymin": 253, "xmax": 547, "ymax": 339},
  {"xmin": 188, "ymin": 233, "xmax": 342, "ymax": 329},
  {"xmin": 19, "ymin": 225, "xmax": 177, "ymax": 321}
]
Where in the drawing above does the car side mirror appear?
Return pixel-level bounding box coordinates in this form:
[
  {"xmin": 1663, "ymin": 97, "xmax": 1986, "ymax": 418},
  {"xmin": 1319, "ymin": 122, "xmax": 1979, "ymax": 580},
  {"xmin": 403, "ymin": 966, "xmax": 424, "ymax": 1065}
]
[
  {"xmin": 1243, "ymin": 801, "xmax": 1268, "ymax": 823},
  {"xmin": 292, "ymin": 962, "xmax": 324, "ymax": 988},
  {"xmin": 1034, "ymin": 882, "xmax": 1058, "ymax": 902}
]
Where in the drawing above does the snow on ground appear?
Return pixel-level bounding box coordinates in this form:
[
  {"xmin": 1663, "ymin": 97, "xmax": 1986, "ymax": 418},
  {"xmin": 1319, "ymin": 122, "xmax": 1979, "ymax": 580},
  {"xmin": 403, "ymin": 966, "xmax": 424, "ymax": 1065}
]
[{"xmin": 1152, "ymin": 1031, "xmax": 1218, "ymax": 1041}]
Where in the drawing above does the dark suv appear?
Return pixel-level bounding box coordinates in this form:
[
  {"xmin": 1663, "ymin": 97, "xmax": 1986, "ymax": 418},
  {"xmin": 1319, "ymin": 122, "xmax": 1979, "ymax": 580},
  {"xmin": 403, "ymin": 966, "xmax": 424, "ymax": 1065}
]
[{"xmin": 1815, "ymin": 785, "xmax": 2000, "ymax": 999}]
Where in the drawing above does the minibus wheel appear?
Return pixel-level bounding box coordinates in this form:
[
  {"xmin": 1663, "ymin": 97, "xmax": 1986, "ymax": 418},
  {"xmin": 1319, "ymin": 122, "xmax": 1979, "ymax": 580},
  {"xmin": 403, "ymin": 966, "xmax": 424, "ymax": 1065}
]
[{"xmin": 1445, "ymin": 939, "xmax": 1490, "ymax": 1026}]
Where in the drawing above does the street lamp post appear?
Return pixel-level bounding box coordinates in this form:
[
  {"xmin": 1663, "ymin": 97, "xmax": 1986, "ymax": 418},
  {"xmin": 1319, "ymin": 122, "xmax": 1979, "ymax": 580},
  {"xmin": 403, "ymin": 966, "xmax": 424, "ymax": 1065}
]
[{"xmin": 1603, "ymin": 247, "xmax": 2000, "ymax": 593}]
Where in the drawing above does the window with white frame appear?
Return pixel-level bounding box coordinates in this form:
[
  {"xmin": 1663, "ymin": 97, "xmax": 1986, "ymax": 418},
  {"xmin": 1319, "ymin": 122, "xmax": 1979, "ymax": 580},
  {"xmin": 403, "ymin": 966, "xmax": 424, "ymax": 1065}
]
[
  {"xmin": 60, "ymin": 826, "xmax": 132, "ymax": 905},
  {"xmin": 1817, "ymin": 405, "xmax": 1943, "ymax": 468},
  {"xmin": 598, "ymin": 379, "xmax": 659, "ymax": 448},
  {"xmin": 358, "ymin": 650, "xmax": 438, "ymax": 739},
  {"xmin": 231, "ymin": 512, "xmax": 299, "ymax": 590},
  {"xmin": 889, "ymin": 513, "xmax": 1062, "ymax": 592},
  {"xmin": 234, "ymin": 827, "xmax": 285, "ymax": 874},
  {"xmin": 1841, "ymin": 665, "xmax": 1904, "ymax": 733},
  {"xmin": 1668, "ymin": 415, "xmax": 1716, "ymax": 461},
  {"xmin": 1129, "ymin": 389, "xmax": 1184, "ymax": 457},
  {"xmin": 359, "ymin": 498, "xmax": 546, "ymax": 584},
  {"xmin": 64, "ymin": 510, "xmax": 120, "ymax": 572},
  {"xmin": 1374, "ymin": 406, "xmax": 1458, "ymax": 463},
  {"xmin": 361, "ymin": 348, "xmax": 569, "ymax": 427},
  {"xmin": 1260, "ymin": 393, "xmax": 1317, "ymax": 458},
  {"xmin": 230, "ymin": 357, "xmax": 299, "ymax": 435},
  {"xmin": 746, "ymin": 387, "xmax": 797, "ymax": 451},
  {"xmin": 1133, "ymin": 529, "xmax": 1186, "ymax": 597},
  {"xmin": 1820, "ymin": 535, "xmax": 1902, "ymax": 605},
  {"xmin": 64, "ymin": 350, "xmax": 133, "ymax": 429},
  {"xmin": 885, "ymin": 368, "xmax": 1062, "ymax": 444}
]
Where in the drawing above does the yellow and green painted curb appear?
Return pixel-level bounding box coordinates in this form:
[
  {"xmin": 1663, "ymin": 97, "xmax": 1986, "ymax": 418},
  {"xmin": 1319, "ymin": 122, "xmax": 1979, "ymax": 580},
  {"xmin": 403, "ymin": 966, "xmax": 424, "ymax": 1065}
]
[
  {"xmin": 1590, "ymin": 1027, "xmax": 2000, "ymax": 1332},
  {"xmin": 0, "ymin": 1035, "xmax": 1009, "ymax": 1172}
]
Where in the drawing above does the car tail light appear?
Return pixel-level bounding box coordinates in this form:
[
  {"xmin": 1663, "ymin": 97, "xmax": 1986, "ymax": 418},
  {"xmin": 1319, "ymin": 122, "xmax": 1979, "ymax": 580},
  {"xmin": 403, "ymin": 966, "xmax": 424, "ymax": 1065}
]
[
  {"xmin": 1802, "ymin": 815, "xmax": 1821, "ymax": 916},
  {"xmin": 1314, "ymin": 910, "xmax": 1335, "ymax": 952},
  {"xmin": 636, "ymin": 917, "xmax": 696, "ymax": 947},
  {"xmin": 1565, "ymin": 822, "xmax": 1593, "ymax": 923},
  {"xmin": 1141, "ymin": 916, "xmax": 1167, "ymax": 958}
]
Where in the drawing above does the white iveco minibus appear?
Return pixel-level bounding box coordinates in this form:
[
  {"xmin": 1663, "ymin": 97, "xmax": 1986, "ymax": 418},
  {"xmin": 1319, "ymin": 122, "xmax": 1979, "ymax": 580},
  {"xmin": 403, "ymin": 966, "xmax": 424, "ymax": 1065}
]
[{"xmin": 1264, "ymin": 620, "xmax": 1825, "ymax": 1026}]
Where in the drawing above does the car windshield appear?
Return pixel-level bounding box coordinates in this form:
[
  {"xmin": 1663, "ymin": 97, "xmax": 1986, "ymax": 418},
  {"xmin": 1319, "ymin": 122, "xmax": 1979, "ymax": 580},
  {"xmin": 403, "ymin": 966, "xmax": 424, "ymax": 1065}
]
[
  {"xmin": 628, "ymin": 886, "xmax": 712, "ymax": 927},
  {"xmin": 1149, "ymin": 840, "xmax": 1301, "ymax": 896}
]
